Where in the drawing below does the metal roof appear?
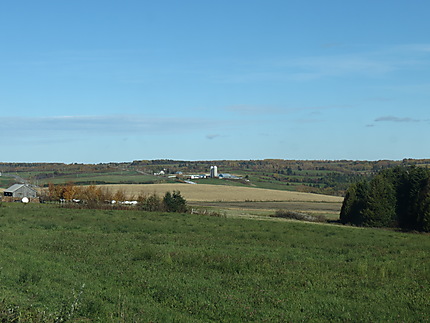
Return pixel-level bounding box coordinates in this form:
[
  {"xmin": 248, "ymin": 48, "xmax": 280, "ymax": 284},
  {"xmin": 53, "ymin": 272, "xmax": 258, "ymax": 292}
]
[{"xmin": 5, "ymin": 184, "xmax": 36, "ymax": 192}]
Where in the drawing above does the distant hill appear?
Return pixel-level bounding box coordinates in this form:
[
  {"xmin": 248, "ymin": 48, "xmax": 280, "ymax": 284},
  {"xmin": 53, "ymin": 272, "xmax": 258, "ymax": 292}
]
[{"xmin": 1, "ymin": 159, "xmax": 429, "ymax": 196}]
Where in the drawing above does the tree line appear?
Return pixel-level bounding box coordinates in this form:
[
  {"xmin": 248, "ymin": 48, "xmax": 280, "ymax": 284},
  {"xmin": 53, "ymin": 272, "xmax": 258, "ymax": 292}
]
[
  {"xmin": 44, "ymin": 183, "xmax": 187, "ymax": 213},
  {"xmin": 340, "ymin": 166, "xmax": 430, "ymax": 232}
]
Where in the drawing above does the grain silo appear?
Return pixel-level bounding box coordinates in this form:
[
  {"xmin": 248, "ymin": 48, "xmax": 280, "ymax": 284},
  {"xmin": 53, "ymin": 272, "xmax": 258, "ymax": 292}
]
[{"xmin": 210, "ymin": 166, "xmax": 218, "ymax": 178}]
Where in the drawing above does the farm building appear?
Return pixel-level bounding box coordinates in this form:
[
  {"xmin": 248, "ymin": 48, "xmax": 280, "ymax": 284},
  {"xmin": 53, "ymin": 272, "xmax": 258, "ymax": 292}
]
[
  {"xmin": 3, "ymin": 184, "xmax": 37, "ymax": 198},
  {"xmin": 219, "ymin": 173, "xmax": 241, "ymax": 179}
]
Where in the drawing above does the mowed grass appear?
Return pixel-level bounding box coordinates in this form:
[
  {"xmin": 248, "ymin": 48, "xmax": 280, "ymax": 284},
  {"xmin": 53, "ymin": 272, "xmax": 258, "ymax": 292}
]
[{"xmin": 0, "ymin": 203, "xmax": 429, "ymax": 322}]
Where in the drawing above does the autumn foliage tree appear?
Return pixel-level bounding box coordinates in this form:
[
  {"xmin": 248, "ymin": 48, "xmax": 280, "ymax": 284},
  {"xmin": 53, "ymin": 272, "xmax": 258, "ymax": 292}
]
[
  {"xmin": 47, "ymin": 183, "xmax": 189, "ymax": 213},
  {"xmin": 48, "ymin": 183, "xmax": 110, "ymax": 203}
]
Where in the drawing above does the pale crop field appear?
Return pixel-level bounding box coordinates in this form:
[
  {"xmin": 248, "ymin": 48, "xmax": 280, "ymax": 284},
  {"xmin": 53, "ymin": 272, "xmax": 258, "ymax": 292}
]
[{"xmin": 98, "ymin": 183, "xmax": 344, "ymax": 203}]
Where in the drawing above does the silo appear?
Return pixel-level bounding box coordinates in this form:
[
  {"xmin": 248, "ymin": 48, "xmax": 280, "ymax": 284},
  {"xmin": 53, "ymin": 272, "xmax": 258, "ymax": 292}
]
[{"xmin": 210, "ymin": 166, "xmax": 218, "ymax": 178}]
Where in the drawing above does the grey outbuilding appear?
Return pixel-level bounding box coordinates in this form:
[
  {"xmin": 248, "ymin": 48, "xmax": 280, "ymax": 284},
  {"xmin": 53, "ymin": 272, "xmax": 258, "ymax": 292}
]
[{"xmin": 3, "ymin": 184, "xmax": 37, "ymax": 198}]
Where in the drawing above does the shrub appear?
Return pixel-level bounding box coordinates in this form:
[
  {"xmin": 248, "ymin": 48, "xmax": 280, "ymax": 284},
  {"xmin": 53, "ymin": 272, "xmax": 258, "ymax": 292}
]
[
  {"xmin": 138, "ymin": 193, "xmax": 163, "ymax": 212},
  {"xmin": 163, "ymin": 191, "xmax": 187, "ymax": 213},
  {"xmin": 271, "ymin": 209, "xmax": 326, "ymax": 222}
]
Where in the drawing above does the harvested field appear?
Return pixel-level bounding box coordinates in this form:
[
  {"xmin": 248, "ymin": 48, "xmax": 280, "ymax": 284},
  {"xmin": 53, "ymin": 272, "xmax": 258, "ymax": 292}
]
[
  {"xmin": 98, "ymin": 183, "xmax": 343, "ymax": 203},
  {"xmin": 192, "ymin": 200, "xmax": 342, "ymax": 212},
  {"xmin": 190, "ymin": 200, "xmax": 343, "ymax": 220}
]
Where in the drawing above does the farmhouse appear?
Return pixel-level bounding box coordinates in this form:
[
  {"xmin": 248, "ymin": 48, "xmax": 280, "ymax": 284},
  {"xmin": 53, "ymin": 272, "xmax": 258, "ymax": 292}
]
[{"xmin": 3, "ymin": 184, "xmax": 37, "ymax": 198}]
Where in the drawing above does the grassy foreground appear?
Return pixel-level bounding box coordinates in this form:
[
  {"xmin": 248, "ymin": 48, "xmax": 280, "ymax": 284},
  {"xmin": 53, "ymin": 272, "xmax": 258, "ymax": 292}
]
[{"xmin": 0, "ymin": 204, "xmax": 429, "ymax": 322}]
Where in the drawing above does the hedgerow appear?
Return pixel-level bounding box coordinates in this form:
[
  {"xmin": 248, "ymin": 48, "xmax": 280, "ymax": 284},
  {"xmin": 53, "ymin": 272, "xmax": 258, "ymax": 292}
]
[{"xmin": 44, "ymin": 183, "xmax": 188, "ymax": 213}]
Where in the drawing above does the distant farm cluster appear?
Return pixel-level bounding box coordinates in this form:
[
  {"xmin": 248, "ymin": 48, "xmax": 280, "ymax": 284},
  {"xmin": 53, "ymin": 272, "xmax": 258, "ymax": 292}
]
[{"xmin": 154, "ymin": 165, "xmax": 242, "ymax": 182}]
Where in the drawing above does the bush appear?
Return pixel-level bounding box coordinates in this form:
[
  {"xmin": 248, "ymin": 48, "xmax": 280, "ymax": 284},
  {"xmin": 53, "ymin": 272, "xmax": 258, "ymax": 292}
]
[
  {"xmin": 138, "ymin": 193, "xmax": 163, "ymax": 212},
  {"xmin": 138, "ymin": 191, "xmax": 189, "ymax": 213},
  {"xmin": 163, "ymin": 191, "xmax": 187, "ymax": 213}
]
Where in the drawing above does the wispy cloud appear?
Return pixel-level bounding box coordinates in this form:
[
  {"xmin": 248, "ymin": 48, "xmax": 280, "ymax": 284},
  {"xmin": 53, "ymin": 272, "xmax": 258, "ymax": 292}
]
[
  {"xmin": 206, "ymin": 134, "xmax": 221, "ymax": 140},
  {"xmin": 368, "ymin": 115, "xmax": 429, "ymax": 128},
  {"xmin": 375, "ymin": 116, "xmax": 420, "ymax": 123},
  {"xmin": 215, "ymin": 43, "xmax": 430, "ymax": 84},
  {"xmin": 217, "ymin": 55, "xmax": 391, "ymax": 83},
  {"xmin": 225, "ymin": 104, "xmax": 351, "ymax": 116},
  {"xmin": 225, "ymin": 105, "xmax": 284, "ymax": 115},
  {"xmin": 392, "ymin": 44, "xmax": 430, "ymax": 53},
  {"xmin": 0, "ymin": 115, "xmax": 219, "ymax": 137}
]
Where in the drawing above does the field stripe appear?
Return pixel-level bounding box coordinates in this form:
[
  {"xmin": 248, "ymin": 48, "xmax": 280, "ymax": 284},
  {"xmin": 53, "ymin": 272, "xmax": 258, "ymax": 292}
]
[{"xmin": 97, "ymin": 183, "xmax": 344, "ymax": 202}]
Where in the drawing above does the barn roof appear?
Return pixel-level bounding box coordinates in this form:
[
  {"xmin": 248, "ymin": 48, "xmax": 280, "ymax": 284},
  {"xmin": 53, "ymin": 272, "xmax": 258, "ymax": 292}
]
[{"xmin": 5, "ymin": 184, "xmax": 36, "ymax": 193}]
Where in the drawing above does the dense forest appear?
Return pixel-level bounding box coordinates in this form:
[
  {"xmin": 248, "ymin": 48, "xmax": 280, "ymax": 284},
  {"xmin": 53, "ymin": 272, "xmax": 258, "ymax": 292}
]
[{"xmin": 340, "ymin": 166, "xmax": 430, "ymax": 232}]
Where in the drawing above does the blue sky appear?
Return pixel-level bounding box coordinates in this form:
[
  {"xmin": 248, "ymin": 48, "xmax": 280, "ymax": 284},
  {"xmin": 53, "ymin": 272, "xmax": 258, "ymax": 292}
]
[{"xmin": 1, "ymin": 1, "xmax": 429, "ymax": 163}]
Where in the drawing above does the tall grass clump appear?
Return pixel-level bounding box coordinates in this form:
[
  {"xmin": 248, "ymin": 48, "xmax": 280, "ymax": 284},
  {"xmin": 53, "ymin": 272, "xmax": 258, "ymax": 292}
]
[{"xmin": 271, "ymin": 209, "xmax": 326, "ymax": 222}]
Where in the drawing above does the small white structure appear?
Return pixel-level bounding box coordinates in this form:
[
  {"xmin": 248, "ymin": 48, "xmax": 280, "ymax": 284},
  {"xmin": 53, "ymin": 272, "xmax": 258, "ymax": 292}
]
[
  {"xmin": 120, "ymin": 200, "xmax": 138, "ymax": 205},
  {"xmin": 184, "ymin": 180, "xmax": 197, "ymax": 184},
  {"xmin": 219, "ymin": 173, "xmax": 241, "ymax": 179},
  {"xmin": 189, "ymin": 174, "xmax": 206, "ymax": 180},
  {"xmin": 210, "ymin": 166, "xmax": 218, "ymax": 178}
]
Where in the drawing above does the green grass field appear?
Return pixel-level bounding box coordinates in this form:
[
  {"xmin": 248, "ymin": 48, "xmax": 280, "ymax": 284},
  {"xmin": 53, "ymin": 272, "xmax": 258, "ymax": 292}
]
[
  {"xmin": 0, "ymin": 177, "xmax": 14, "ymax": 188},
  {"xmin": 0, "ymin": 203, "xmax": 429, "ymax": 322},
  {"xmin": 3, "ymin": 169, "xmax": 163, "ymax": 187},
  {"xmin": 34, "ymin": 172, "xmax": 161, "ymax": 186}
]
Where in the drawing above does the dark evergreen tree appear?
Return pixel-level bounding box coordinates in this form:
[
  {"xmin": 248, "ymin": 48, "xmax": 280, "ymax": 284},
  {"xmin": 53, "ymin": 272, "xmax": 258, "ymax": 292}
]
[
  {"xmin": 340, "ymin": 165, "xmax": 430, "ymax": 232},
  {"xmin": 163, "ymin": 191, "xmax": 187, "ymax": 213},
  {"xmin": 396, "ymin": 166, "xmax": 430, "ymax": 230},
  {"xmin": 340, "ymin": 181, "xmax": 369, "ymax": 225},
  {"xmin": 361, "ymin": 174, "xmax": 396, "ymax": 227},
  {"xmin": 416, "ymin": 177, "xmax": 430, "ymax": 232}
]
